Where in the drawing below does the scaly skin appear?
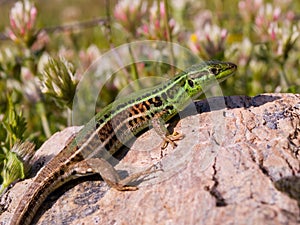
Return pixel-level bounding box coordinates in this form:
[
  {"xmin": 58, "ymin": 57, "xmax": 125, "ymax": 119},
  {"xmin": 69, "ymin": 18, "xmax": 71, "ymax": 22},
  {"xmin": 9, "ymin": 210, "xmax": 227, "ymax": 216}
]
[{"xmin": 10, "ymin": 61, "xmax": 237, "ymax": 225}]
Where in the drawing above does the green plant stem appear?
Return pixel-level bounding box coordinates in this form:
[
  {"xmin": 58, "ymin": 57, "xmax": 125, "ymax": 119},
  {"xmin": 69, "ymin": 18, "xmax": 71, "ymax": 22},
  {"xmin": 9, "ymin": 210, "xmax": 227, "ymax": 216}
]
[
  {"xmin": 36, "ymin": 102, "xmax": 51, "ymax": 138},
  {"xmin": 163, "ymin": 0, "xmax": 175, "ymax": 75},
  {"xmin": 67, "ymin": 108, "xmax": 72, "ymax": 127},
  {"xmin": 127, "ymin": 41, "xmax": 141, "ymax": 91},
  {"xmin": 279, "ymin": 62, "xmax": 290, "ymax": 90}
]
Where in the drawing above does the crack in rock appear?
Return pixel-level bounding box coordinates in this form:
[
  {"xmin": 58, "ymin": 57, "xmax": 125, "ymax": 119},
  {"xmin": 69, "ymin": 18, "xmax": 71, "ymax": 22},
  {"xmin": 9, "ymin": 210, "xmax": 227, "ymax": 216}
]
[{"xmin": 207, "ymin": 158, "xmax": 227, "ymax": 207}]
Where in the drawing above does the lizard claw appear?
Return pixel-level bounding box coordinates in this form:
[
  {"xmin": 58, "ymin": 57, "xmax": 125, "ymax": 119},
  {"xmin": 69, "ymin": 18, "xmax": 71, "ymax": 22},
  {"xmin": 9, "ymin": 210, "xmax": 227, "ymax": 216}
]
[{"xmin": 161, "ymin": 131, "xmax": 184, "ymax": 149}]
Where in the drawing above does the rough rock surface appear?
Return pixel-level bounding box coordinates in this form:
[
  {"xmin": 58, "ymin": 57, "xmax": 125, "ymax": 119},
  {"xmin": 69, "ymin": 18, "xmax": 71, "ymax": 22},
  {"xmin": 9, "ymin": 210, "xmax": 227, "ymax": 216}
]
[{"xmin": 1, "ymin": 93, "xmax": 299, "ymax": 225}]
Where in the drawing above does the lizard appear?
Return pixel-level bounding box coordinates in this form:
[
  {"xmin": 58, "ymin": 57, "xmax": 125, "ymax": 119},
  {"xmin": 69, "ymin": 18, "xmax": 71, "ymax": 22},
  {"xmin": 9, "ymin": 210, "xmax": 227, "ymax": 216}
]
[{"xmin": 9, "ymin": 60, "xmax": 237, "ymax": 225}]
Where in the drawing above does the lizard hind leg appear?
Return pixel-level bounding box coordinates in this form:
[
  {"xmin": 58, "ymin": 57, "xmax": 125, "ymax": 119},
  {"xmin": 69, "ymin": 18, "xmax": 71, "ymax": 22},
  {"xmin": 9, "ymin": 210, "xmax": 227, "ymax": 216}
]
[{"xmin": 77, "ymin": 158, "xmax": 159, "ymax": 191}]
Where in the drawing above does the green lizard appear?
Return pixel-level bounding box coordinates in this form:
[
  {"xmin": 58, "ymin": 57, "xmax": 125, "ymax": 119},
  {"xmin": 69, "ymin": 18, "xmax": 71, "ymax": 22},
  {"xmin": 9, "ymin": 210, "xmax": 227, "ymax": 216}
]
[{"xmin": 9, "ymin": 61, "xmax": 237, "ymax": 225}]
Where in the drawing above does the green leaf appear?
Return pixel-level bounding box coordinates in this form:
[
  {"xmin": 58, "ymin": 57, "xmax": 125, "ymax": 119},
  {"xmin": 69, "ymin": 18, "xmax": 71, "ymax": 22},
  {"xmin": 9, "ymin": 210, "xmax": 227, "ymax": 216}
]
[{"xmin": 1, "ymin": 95, "xmax": 27, "ymax": 148}]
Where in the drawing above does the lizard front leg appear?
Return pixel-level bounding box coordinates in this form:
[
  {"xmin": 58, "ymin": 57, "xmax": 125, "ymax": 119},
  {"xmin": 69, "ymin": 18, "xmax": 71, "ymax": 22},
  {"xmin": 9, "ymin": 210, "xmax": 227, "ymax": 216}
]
[{"xmin": 151, "ymin": 114, "xmax": 184, "ymax": 149}]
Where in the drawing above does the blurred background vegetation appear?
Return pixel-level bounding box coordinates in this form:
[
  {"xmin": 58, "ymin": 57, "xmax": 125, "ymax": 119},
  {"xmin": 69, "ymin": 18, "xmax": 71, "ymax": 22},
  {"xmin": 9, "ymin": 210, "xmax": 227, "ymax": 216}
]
[{"xmin": 0, "ymin": 0, "xmax": 299, "ymax": 191}]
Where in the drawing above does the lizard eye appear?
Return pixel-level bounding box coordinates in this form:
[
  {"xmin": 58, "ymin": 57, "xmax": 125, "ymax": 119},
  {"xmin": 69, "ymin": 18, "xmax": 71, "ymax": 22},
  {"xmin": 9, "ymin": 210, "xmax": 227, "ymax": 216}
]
[
  {"xmin": 187, "ymin": 79, "xmax": 194, "ymax": 87},
  {"xmin": 210, "ymin": 68, "xmax": 219, "ymax": 75}
]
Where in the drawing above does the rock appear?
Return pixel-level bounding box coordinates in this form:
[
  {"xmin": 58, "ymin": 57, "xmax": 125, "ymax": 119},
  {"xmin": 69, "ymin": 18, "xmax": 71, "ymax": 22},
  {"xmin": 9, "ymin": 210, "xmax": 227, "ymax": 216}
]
[{"xmin": 1, "ymin": 93, "xmax": 299, "ymax": 225}]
